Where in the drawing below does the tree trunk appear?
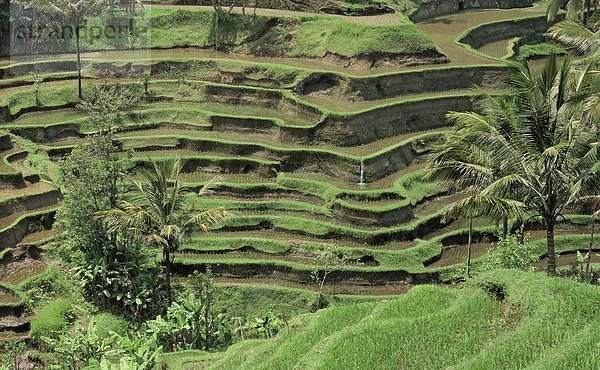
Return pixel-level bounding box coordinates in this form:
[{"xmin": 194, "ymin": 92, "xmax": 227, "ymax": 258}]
[
  {"xmin": 320, "ymin": 271, "xmax": 328, "ymax": 292},
  {"xmin": 466, "ymin": 217, "xmax": 473, "ymax": 278},
  {"xmin": 586, "ymin": 216, "xmax": 595, "ymax": 278},
  {"xmin": 502, "ymin": 216, "xmax": 509, "ymax": 239},
  {"xmin": 584, "ymin": 0, "xmax": 591, "ymax": 25},
  {"xmin": 164, "ymin": 246, "xmax": 172, "ymax": 304},
  {"xmin": 546, "ymin": 219, "xmax": 557, "ymax": 276},
  {"xmin": 75, "ymin": 25, "xmax": 83, "ymax": 100}
]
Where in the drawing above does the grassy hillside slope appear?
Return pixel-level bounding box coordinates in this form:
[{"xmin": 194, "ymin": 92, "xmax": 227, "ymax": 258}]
[{"xmin": 189, "ymin": 270, "xmax": 600, "ymax": 369}]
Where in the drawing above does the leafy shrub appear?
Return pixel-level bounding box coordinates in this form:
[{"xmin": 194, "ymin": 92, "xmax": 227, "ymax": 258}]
[
  {"xmin": 145, "ymin": 292, "xmax": 233, "ymax": 352},
  {"xmin": 242, "ymin": 313, "xmax": 285, "ymax": 339},
  {"xmin": 42, "ymin": 321, "xmax": 113, "ymax": 369},
  {"xmin": 1, "ymin": 334, "xmax": 26, "ymax": 369},
  {"xmin": 41, "ymin": 319, "xmax": 161, "ymax": 370},
  {"xmin": 30, "ymin": 299, "xmax": 73, "ymax": 340},
  {"xmin": 479, "ymin": 234, "xmax": 539, "ymax": 272}
]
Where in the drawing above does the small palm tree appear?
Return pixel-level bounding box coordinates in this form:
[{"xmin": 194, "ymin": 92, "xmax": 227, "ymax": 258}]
[
  {"xmin": 98, "ymin": 157, "xmax": 230, "ymax": 303},
  {"xmin": 34, "ymin": 0, "xmax": 107, "ymax": 100}
]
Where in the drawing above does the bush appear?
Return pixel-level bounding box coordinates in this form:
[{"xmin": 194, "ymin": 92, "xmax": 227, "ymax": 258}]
[
  {"xmin": 479, "ymin": 234, "xmax": 539, "ymax": 272},
  {"xmin": 30, "ymin": 299, "xmax": 73, "ymax": 340}
]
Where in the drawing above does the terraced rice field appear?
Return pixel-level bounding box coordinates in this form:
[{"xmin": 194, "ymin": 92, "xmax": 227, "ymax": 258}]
[{"xmin": 0, "ymin": 3, "xmax": 586, "ymax": 345}]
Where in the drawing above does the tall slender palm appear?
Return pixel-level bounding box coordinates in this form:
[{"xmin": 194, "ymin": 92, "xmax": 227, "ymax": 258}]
[
  {"xmin": 34, "ymin": 0, "xmax": 107, "ymax": 100},
  {"xmin": 98, "ymin": 157, "xmax": 230, "ymax": 303},
  {"xmin": 428, "ymin": 56, "xmax": 600, "ymax": 275},
  {"xmin": 426, "ymin": 94, "xmax": 526, "ymax": 276}
]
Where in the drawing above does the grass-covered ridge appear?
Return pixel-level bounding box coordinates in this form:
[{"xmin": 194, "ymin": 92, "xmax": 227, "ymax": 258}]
[
  {"xmin": 205, "ymin": 270, "xmax": 600, "ymax": 369},
  {"xmin": 80, "ymin": 8, "xmax": 439, "ymax": 60}
]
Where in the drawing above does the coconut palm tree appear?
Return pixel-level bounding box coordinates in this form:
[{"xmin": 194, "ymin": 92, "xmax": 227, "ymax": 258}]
[
  {"xmin": 428, "ymin": 56, "xmax": 600, "ymax": 275},
  {"xmin": 548, "ymin": 19, "xmax": 600, "ymax": 54},
  {"xmin": 98, "ymin": 157, "xmax": 230, "ymax": 303},
  {"xmin": 546, "ymin": 0, "xmax": 598, "ymax": 24},
  {"xmin": 426, "ymin": 94, "xmax": 527, "ymax": 277},
  {"xmin": 34, "ymin": 0, "xmax": 107, "ymax": 100}
]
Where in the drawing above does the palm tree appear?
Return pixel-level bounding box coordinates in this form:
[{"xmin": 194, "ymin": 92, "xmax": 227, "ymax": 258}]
[
  {"xmin": 548, "ymin": 19, "xmax": 600, "ymax": 54},
  {"xmin": 98, "ymin": 157, "xmax": 230, "ymax": 303},
  {"xmin": 428, "ymin": 56, "xmax": 600, "ymax": 275},
  {"xmin": 34, "ymin": 0, "xmax": 107, "ymax": 100},
  {"xmin": 426, "ymin": 93, "xmax": 526, "ymax": 277},
  {"xmin": 546, "ymin": 0, "xmax": 598, "ymax": 24}
]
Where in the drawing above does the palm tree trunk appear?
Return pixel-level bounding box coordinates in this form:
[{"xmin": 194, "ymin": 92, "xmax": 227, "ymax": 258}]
[
  {"xmin": 75, "ymin": 24, "xmax": 83, "ymax": 100},
  {"xmin": 502, "ymin": 216, "xmax": 509, "ymax": 239},
  {"xmin": 586, "ymin": 216, "xmax": 595, "ymax": 278},
  {"xmin": 584, "ymin": 0, "xmax": 591, "ymax": 25},
  {"xmin": 164, "ymin": 246, "xmax": 172, "ymax": 304},
  {"xmin": 466, "ymin": 217, "xmax": 473, "ymax": 278},
  {"xmin": 546, "ymin": 219, "xmax": 557, "ymax": 276}
]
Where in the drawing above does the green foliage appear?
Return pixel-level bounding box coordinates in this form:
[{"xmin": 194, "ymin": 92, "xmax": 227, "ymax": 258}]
[
  {"xmin": 0, "ymin": 334, "xmax": 26, "ymax": 370},
  {"xmin": 142, "ymin": 9, "xmax": 434, "ymax": 57},
  {"xmin": 145, "ymin": 292, "xmax": 233, "ymax": 352},
  {"xmin": 30, "ymin": 299, "xmax": 73, "ymax": 340},
  {"xmin": 55, "ymin": 137, "xmax": 131, "ymax": 256},
  {"xmin": 214, "ymin": 284, "xmax": 320, "ymax": 319},
  {"xmin": 479, "ymin": 234, "xmax": 539, "ymax": 272},
  {"xmin": 310, "ymin": 249, "xmax": 350, "ymax": 292},
  {"xmin": 427, "ymin": 56, "xmax": 600, "ymax": 275},
  {"xmin": 140, "ymin": 71, "xmax": 151, "ymax": 95},
  {"xmin": 42, "ymin": 320, "xmax": 114, "ymax": 368},
  {"xmin": 242, "ymin": 313, "xmax": 285, "ymax": 339},
  {"xmin": 100, "ymin": 331, "xmax": 163, "ymax": 370},
  {"xmin": 74, "ymin": 235, "xmax": 166, "ymax": 320},
  {"xmin": 78, "ymin": 83, "xmax": 141, "ymax": 132},
  {"xmin": 92, "ymin": 312, "xmax": 130, "ymax": 338},
  {"xmin": 99, "ymin": 157, "xmax": 230, "ymax": 302},
  {"xmin": 41, "ymin": 318, "xmax": 162, "ymax": 370}
]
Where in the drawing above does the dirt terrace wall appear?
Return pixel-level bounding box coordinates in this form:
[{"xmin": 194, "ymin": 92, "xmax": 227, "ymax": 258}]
[
  {"xmin": 174, "ymin": 262, "xmax": 440, "ymax": 285},
  {"xmin": 0, "ymin": 61, "xmax": 77, "ymax": 80},
  {"xmin": 313, "ymin": 96, "xmax": 472, "ymax": 146},
  {"xmin": 0, "ymin": 174, "xmax": 26, "ymax": 190},
  {"xmin": 204, "ymin": 84, "xmax": 322, "ymax": 124},
  {"xmin": 333, "ymin": 202, "xmax": 414, "ymax": 227},
  {"xmin": 364, "ymin": 141, "xmax": 416, "ymax": 181},
  {"xmin": 0, "ymin": 190, "xmax": 62, "ymax": 219},
  {"xmin": 175, "ymin": 138, "xmax": 361, "ymax": 182},
  {"xmin": 9, "ymin": 123, "xmax": 81, "ymax": 143},
  {"xmin": 459, "ymin": 16, "xmax": 556, "ymax": 50},
  {"xmin": 210, "ymin": 116, "xmax": 280, "ymax": 135},
  {"xmin": 347, "ymin": 66, "xmax": 509, "ymax": 99},
  {"xmin": 295, "ymin": 66, "xmax": 511, "ymax": 100},
  {"xmin": 136, "ymin": 156, "xmax": 280, "ymax": 177},
  {"xmin": 0, "ymin": 135, "xmax": 11, "ymax": 151},
  {"xmin": 0, "ymin": 211, "xmax": 55, "ymax": 249},
  {"xmin": 410, "ymin": 0, "xmax": 534, "ymax": 22}
]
